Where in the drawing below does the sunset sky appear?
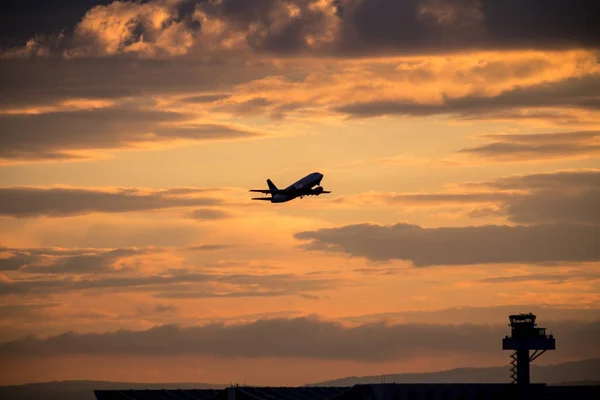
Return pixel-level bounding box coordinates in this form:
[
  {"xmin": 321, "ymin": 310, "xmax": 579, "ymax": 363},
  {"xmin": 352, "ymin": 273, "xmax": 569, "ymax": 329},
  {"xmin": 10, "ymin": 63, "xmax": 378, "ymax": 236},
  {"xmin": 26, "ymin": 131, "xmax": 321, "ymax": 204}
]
[{"xmin": 1, "ymin": 0, "xmax": 600, "ymax": 387}]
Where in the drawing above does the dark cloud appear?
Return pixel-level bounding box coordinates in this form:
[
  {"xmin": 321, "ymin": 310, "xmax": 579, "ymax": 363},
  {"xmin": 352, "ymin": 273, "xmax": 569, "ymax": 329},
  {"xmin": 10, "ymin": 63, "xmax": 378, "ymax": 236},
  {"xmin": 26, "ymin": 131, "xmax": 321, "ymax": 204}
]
[
  {"xmin": 19, "ymin": 248, "xmax": 152, "ymax": 275},
  {"xmin": 351, "ymin": 170, "xmax": 600, "ymax": 226},
  {"xmin": 458, "ymin": 131, "xmax": 600, "ymax": 161},
  {"xmin": 196, "ymin": 0, "xmax": 340, "ymax": 54},
  {"xmin": 180, "ymin": 94, "xmax": 232, "ymax": 104},
  {"xmin": 484, "ymin": 170, "xmax": 600, "ymax": 191},
  {"xmin": 476, "ymin": 272, "xmax": 600, "ymax": 284},
  {"xmin": 0, "ymin": 253, "xmax": 36, "ymax": 271},
  {"xmin": 0, "ymin": 56, "xmax": 276, "ymax": 110},
  {"xmin": 0, "ymin": 270, "xmax": 338, "ymax": 299},
  {"xmin": 188, "ymin": 208, "xmax": 233, "ymax": 220},
  {"xmin": 0, "ymin": 106, "xmax": 261, "ymax": 162},
  {"xmin": 336, "ymin": 0, "xmax": 485, "ymax": 55},
  {"xmin": 480, "ymin": 0, "xmax": 600, "ymax": 51},
  {"xmin": 341, "ymin": 305, "xmax": 600, "ymax": 325},
  {"xmin": 0, "ymin": 1, "xmax": 114, "ymax": 48},
  {"xmin": 0, "ymin": 244, "xmax": 233, "ymax": 275},
  {"xmin": 331, "ymin": 171, "xmax": 600, "ymax": 260},
  {"xmin": 334, "ymin": 75, "xmax": 600, "ymax": 119},
  {"xmin": 482, "ymin": 170, "xmax": 600, "ymax": 225},
  {"xmin": 8, "ymin": 0, "xmax": 598, "ymax": 57},
  {"xmin": 0, "ymin": 303, "xmax": 61, "ymax": 319},
  {"xmin": 184, "ymin": 244, "xmax": 236, "ymax": 251},
  {"xmin": 345, "ymin": 0, "xmax": 599, "ymax": 54},
  {"xmin": 295, "ymin": 223, "xmax": 600, "ymax": 266},
  {"xmin": 501, "ymin": 188, "xmax": 600, "ymax": 226},
  {"xmin": 136, "ymin": 303, "xmax": 179, "ymax": 316},
  {"xmin": 0, "ymin": 316, "xmax": 598, "ymax": 362},
  {"xmin": 0, "ymin": 187, "xmax": 222, "ymax": 218}
]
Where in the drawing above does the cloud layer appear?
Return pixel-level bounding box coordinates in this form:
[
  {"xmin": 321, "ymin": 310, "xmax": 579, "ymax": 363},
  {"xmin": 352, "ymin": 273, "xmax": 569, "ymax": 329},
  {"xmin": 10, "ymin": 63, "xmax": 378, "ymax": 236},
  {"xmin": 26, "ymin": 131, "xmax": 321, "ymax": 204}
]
[
  {"xmin": 458, "ymin": 131, "xmax": 600, "ymax": 162},
  {"xmin": 298, "ymin": 170, "xmax": 600, "ymax": 266},
  {"xmin": 3, "ymin": 0, "xmax": 600, "ymax": 58},
  {"xmin": 1, "ymin": 316, "xmax": 598, "ymax": 361},
  {"xmin": 0, "ymin": 186, "xmax": 223, "ymax": 217},
  {"xmin": 0, "ymin": 104, "xmax": 262, "ymax": 162},
  {"xmin": 296, "ymin": 223, "xmax": 600, "ymax": 266}
]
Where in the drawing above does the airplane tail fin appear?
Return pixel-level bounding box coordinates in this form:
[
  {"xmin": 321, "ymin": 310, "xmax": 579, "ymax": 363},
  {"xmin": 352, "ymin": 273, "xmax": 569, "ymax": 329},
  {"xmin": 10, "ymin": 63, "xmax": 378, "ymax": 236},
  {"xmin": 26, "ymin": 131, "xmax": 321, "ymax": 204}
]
[{"xmin": 267, "ymin": 179, "xmax": 278, "ymax": 193}]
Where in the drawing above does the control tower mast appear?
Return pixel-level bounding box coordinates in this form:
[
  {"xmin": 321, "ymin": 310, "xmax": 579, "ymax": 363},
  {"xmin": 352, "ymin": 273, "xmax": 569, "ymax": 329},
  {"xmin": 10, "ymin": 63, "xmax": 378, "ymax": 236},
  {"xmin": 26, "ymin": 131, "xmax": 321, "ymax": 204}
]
[{"xmin": 502, "ymin": 313, "xmax": 555, "ymax": 385}]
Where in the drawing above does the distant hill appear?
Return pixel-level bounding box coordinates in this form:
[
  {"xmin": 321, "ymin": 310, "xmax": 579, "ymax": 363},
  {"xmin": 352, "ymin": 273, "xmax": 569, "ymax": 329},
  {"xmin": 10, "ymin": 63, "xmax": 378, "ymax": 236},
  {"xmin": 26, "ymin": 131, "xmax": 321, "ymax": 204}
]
[
  {"xmin": 1, "ymin": 358, "xmax": 598, "ymax": 400},
  {"xmin": 308, "ymin": 358, "xmax": 600, "ymax": 386}
]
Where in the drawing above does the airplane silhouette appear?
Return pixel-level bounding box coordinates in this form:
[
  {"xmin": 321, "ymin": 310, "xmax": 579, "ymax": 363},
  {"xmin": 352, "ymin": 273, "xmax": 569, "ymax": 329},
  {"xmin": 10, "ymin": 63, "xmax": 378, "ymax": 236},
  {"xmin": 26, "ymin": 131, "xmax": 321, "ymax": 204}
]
[{"xmin": 250, "ymin": 172, "xmax": 331, "ymax": 203}]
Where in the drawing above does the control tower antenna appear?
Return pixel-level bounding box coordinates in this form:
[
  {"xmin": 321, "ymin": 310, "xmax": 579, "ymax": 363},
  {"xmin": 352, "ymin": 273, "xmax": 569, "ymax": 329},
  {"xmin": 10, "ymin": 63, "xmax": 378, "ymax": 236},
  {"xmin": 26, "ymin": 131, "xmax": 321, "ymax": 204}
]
[{"xmin": 502, "ymin": 313, "xmax": 555, "ymax": 386}]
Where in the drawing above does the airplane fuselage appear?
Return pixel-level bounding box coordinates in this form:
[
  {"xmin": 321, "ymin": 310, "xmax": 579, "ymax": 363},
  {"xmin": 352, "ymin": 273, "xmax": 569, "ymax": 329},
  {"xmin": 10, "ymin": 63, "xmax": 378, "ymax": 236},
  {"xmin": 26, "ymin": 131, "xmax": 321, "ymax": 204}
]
[
  {"xmin": 271, "ymin": 172, "xmax": 323, "ymax": 203},
  {"xmin": 250, "ymin": 172, "xmax": 329, "ymax": 203}
]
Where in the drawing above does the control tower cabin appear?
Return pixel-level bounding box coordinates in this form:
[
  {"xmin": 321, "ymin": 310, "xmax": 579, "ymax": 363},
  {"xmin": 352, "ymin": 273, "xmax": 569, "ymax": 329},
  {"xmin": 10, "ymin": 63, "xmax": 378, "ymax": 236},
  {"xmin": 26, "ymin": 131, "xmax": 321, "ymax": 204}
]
[{"xmin": 502, "ymin": 313, "xmax": 555, "ymax": 385}]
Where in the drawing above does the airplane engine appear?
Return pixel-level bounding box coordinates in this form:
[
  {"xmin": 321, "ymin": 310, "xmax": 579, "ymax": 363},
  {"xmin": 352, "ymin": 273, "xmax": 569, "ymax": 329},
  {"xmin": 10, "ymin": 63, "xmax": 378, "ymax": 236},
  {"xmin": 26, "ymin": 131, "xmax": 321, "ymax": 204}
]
[{"xmin": 312, "ymin": 186, "xmax": 324, "ymax": 195}]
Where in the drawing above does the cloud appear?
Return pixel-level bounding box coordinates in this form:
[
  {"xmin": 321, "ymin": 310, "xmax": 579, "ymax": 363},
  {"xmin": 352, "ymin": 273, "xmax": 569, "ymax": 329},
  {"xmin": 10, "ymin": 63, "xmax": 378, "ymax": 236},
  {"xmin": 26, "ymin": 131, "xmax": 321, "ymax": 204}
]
[
  {"xmin": 180, "ymin": 93, "xmax": 232, "ymax": 103},
  {"xmin": 4, "ymin": 0, "xmax": 600, "ymax": 58},
  {"xmin": 336, "ymin": 170, "xmax": 600, "ymax": 226},
  {"xmin": 195, "ymin": 50, "xmax": 599, "ymax": 123},
  {"xmin": 0, "ymin": 267, "xmax": 338, "ymax": 299},
  {"xmin": 0, "ymin": 186, "xmax": 222, "ymax": 217},
  {"xmin": 475, "ymin": 271, "xmax": 600, "ymax": 285},
  {"xmin": 341, "ymin": 305, "xmax": 600, "ymax": 325},
  {"xmin": 0, "ymin": 55, "xmax": 274, "ymax": 111},
  {"xmin": 0, "ymin": 1, "xmax": 114, "ymax": 49},
  {"xmin": 299, "ymin": 170, "xmax": 600, "ymax": 266},
  {"xmin": 0, "ymin": 303, "xmax": 61, "ymax": 319},
  {"xmin": 0, "ymin": 252, "xmax": 37, "ymax": 271},
  {"xmin": 153, "ymin": 273, "xmax": 337, "ymax": 299},
  {"xmin": 184, "ymin": 244, "xmax": 235, "ymax": 251},
  {"xmin": 0, "ymin": 105, "xmax": 262, "ymax": 162},
  {"xmin": 483, "ymin": 169, "xmax": 600, "ymax": 191},
  {"xmin": 0, "ymin": 244, "xmax": 232, "ymax": 275},
  {"xmin": 295, "ymin": 222, "xmax": 600, "ymax": 266},
  {"xmin": 0, "ymin": 316, "xmax": 598, "ymax": 362},
  {"xmin": 136, "ymin": 303, "xmax": 179, "ymax": 316},
  {"xmin": 187, "ymin": 208, "xmax": 233, "ymax": 220},
  {"xmin": 481, "ymin": 170, "xmax": 600, "ymax": 225},
  {"xmin": 338, "ymin": 0, "xmax": 600, "ymax": 56},
  {"xmin": 458, "ymin": 131, "xmax": 600, "ymax": 162},
  {"xmin": 337, "ymin": 191, "xmax": 518, "ymax": 206},
  {"xmin": 334, "ymin": 74, "xmax": 600, "ymax": 119},
  {"xmin": 1, "ymin": 0, "xmax": 204, "ymax": 58},
  {"xmin": 16, "ymin": 247, "xmax": 153, "ymax": 275}
]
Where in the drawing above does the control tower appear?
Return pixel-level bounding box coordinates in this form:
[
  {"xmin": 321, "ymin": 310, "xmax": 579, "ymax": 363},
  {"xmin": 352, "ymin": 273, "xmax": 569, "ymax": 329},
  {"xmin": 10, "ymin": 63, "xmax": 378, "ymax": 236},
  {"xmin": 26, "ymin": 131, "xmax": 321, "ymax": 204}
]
[{"xmin": 502, "ymin": 313, "xmax": 555, "ymax": 386}]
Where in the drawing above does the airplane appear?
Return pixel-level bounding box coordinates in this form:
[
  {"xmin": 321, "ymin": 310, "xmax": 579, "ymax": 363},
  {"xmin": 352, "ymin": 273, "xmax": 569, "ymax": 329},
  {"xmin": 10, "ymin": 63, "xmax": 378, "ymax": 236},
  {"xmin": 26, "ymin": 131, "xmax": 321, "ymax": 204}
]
[{"xmin": 250, "ymin": 172, "xmax": 331, "ymax": 203}]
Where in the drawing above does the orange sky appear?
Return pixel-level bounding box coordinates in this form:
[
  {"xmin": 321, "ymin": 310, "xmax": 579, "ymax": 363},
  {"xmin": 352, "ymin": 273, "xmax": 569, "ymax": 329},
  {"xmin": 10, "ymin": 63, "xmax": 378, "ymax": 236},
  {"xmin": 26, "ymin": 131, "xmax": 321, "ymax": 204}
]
[{"xmin": 1, "ymin": 0, "xmax": 600, "ymax": 387}]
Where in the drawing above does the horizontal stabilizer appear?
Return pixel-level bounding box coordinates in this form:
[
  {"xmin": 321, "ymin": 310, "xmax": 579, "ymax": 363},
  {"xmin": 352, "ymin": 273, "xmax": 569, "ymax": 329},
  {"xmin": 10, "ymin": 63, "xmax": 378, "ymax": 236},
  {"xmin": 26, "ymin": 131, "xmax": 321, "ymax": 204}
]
[
  {"xmin": 249, "ymin": 189, "xmax": 273, "ymax": 193},
  {"xmin": 249, "ymin": 189, "xmax": 286, "ymax": 194},
  {"xmin": 251, "ymin": 197, "xmax": 272, "ymax": 201}
]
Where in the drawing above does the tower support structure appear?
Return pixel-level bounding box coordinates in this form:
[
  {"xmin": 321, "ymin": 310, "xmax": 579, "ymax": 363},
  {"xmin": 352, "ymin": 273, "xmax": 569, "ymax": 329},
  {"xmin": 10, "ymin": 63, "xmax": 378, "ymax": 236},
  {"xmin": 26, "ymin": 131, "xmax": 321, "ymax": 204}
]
[{"xmin": 502, "ymin": 313, "xmax": 555, "ymax": 388}]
